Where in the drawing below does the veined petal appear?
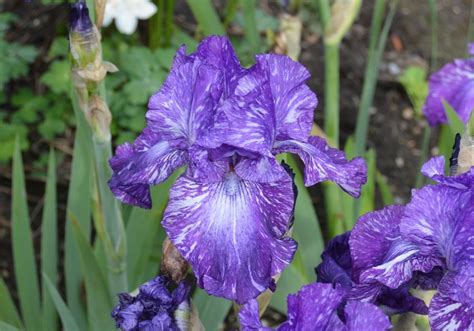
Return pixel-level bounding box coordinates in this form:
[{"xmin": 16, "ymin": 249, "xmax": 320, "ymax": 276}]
[
  {"xmin": 400, "ymin": 185, "xmax": 472, "ymax": 261},
  {"xmin": 147, "ymin": 50, "xmax": 222, "ymax": 144},
  {"xmin": 274, "ymin": 137, "xmax": 367, "ymax": 196},
  {"xmin": 423, "ymin": 58, "xmax": 474, "ymax": 126},
  {"xmin": 196, "ymin": 35, "xmax": 244, "ymax": 98},
  {"xmin": 239, "ymin": 300, "xmax": 270, "ymax": 331},
  {"xmin": 284, "ymin": 283, "xmax": 346, "ymax": 330},
  {"xmin": 162, "ymin": 170, "xmax": 297, "ymax": 303},
  {"xmin": 421, "ymin": 156, "xmax": 474, "ymax": 189},
  {"xmin": 344, "ymin": 301, "xmax": 391, "ymax": 331},
  {"xmin": 256, "ymin": 54, "xmax": 317, "ymax": 142},
  {"xmin": 108, "ymin": 134, "xmax": 187, "ymax": 208},
  {"xmin": 235, "ymin": 156, "xmax": 288, "ymax": 183},
  {"xmin": 350, "ymin": 205, "xmax": 439, "ymax": 288},
  {"xmin": 429, "ymin": 293, "xmax": 473, "ymax": 331}
]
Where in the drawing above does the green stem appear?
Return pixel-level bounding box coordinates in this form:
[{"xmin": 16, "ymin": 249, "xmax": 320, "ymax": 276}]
[
  {"xmin": 149, "ymin": 0, "xmax": 165, "ymax": 49},
  {"xmin": 428, "ymin": 0, "xmax": 438, "ymax": 70},
  {"xmin": 415, "ymin": 125, "xmax": 431, "ymax": 187},
  {"xmin": 323, "ymin": 43, "xmax": 340, "ymax": 148},
  {"xmin": 164, "ymin": 0, "xmax": 174, "ymax": 47},
  {"xmin": 241, "ymin": 0, "xmax": 259, "ymax": 55},
  {"xmin": 316, "ymin": 0, "xmax": 330, "ymax": 28}
]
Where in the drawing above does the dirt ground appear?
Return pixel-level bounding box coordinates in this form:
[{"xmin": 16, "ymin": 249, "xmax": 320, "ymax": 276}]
[{"xmin": 0, "ymin": 0, "xmax": 472, "ymax": 320}]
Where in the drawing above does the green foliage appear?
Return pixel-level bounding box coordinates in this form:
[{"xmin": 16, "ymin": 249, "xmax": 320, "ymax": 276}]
[
  {"xmin": 0, "ymin": 14, "xmax": 38, "ymax": 91},
  {"xmin": 399, "ymin": 66, "xmax": 428, "ymax": 117}
]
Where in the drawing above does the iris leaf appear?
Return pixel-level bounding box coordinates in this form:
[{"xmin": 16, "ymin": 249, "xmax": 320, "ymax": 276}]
[
  {"xmin": 11, "ymin": 137, "xmax": 42, "ymax": 331},
  {"xmin": 0, "ymin": 277, "xmax": 22, "ymax": 328}
]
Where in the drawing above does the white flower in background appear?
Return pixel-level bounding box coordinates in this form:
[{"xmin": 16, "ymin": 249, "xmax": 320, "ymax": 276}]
[{"xmin": 103, "ymin": 0, "xmax": 157, "ymax": 35}]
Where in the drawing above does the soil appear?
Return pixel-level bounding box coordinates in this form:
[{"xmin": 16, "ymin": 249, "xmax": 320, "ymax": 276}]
[{"xmin": 0, "ymin": 0, "xmax": 472, "ymax": 327}]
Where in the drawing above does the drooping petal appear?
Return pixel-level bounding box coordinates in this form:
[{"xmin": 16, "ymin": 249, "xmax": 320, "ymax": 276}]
[
  {"xmin": 421, "ymin": 156, "xmax": 474, "ymax": 189},
  {"xmin": 256, "ymin": 54, "xmax": 317, "ymax": 142},
  {"xmin": 400, "ymin": 185, "xmax": 472, "ymax": 261},
  {"xmin": 162, "ymin": 170, "xmax": 297, "ymax": 303},
  {"xmin": 275, "ymin": 137, "xmax": 367, "ymax": 197},
  {"xmin": 429, "ymin": 293, "xmax": 474, "ymax": 331},
  {"xmin": 108, "ymin": 135, "xmax": 187, "ymax": 208},
  {"xmin": 423, "ymin": 57, "xmax": 474, "ymax": 126},
  {"xmin": 344, "ymin": 301, "xmax": 391, "ymax": 331}
]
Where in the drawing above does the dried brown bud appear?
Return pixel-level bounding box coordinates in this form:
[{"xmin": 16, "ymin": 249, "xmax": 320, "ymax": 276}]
[{"xmin": 161, "ymin": 237, "xmax": 189, "ymax": 283}]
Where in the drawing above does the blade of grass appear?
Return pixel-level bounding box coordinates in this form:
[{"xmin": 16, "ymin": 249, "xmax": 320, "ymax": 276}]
[
  {"xmin": 241, "ymin": 0, "xmax": 260, "ymax": 54},
  {"xmin": 41, "ymin": 149, "xmax": 58, "ymax": 331},
  {"xmin": 354, "ymin": 0, "xmax": 397, "ymax": 156},
  {"xmin": 0, "ymin": 277, "xmax": 22, "ymax": 328},
  {"xmin": 376, "ymin": 171, "xmax": 394, "ymax": 205},
  {"xmin": 71, "ymin": 216, "xmax": 114, "ymax": 331},
  {"xmin": 11, "ymin": 137, "xmax": 42, "ymax": 331},
  {"xmin": 42, "ymin": 274, "xmax": 81, "ymax": 331},
  {"xmin": 65, "ymin": 87, "xmax": 93, "ymax": 329},
  {"xmin": 127, "ymin": 171, "xmax": 179, "ymax": 288},
  {"xmin": 186, "ymin": 0, "xmax": 225, "ymax": 36},
  {"xmin": 0, "ymin": 322, "xmax": 19, "ymax": 331},
  {"xmin": 193, "ymin": 289, "xmax": 232, "ymax": 330}
]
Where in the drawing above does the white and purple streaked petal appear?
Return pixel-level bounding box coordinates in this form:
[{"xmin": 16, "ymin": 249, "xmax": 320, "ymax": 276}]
[
  {"xmin": 429, "ymin": 293, "xmax": 473, "ymax": 331},
  {"xmin": 187, "ymin": 145, "xmax": 229, "ymax": 182},
  {"xmin": 256, "ymin": 54, "xmax": 317, "ymax": 142},
  {"xmin": 351, "ymin": 205, "xmax": 440, "ymax": 288},
  {"xmin": 423, "ymin": 57, "xmax": 474, "ymax": 126},
  {"xmin": 421, "ymin": 156, "xmax": 474, "ymax": 189},
  {"xmin": 162, "ymin": 171, "xmax": 297, "ymax": 303},
  {"xmin": 401, "ymin": 185, "xmax": 471, "ymax": 259},
  {"xmin": 344, "ymin": 301, "xmax": 391, "ymax": 331},
  {"xmin": 147, "ymin": 51, "xmax": 222, "ymax": 144},
  {"xmin": 108, "ymin": 135, "xmax": 188, "ymax": 208},
  {"xmin": 284, "ymin": 283, "xmax": 346, "ymax": 330},
  {"xmin": 438, "ymin": 271, "xmax": 474, "ymax": 305},
  {"xmin": 199, "ymin": 67, "xmax": 276, "ymax": 157},
  {"xmin": 196, "ymin": 35, "xmax": 244, "ymax": 97},
  {"xmin": 275, "ymin": 137, "xmax": 367, "ymax": 197}
]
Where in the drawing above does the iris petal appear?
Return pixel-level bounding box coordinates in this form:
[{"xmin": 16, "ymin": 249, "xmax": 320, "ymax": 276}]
[
  {"xmin": 162, "ymin": 170, "xmax": 297, "ymax": 303},
  {"xmin": 429, "ymin": 293, "xmax": 473, "ymax": 331}
]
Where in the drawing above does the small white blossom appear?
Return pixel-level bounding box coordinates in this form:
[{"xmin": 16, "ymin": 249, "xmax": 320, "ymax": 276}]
[{"xmin": 103, "ymin": 0, "xmax": 157, "ymax": 35}]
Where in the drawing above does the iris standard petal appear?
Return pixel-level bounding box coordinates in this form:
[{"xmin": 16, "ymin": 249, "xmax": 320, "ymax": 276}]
[
  {"xmin": 423, "ymin": 57, "xmax": 474, "ymax": 126},
  {"xmin": 274, "ymin": 137, "xmax": 367, "ymax": 197},
  {"xmin": 256, "ymin": 54, "xmax": 317, "ymax": 142},
  {"xmin": 429, "ymin": 293, "xmax": 473, "ymax": 331},
  {"xmin": 162, "ymin": 170, "xmax": 297, "ymax": 303}
]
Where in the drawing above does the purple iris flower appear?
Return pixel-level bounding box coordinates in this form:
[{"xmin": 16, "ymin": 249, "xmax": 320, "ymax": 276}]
[
  {"xmin": 112, "ymin": 276, "xmax": 191, "ymax": 331},
  {"xmin": 109, "ymin": 36, "xmax": 367, "ymax": 303},
  {"xmin": 316, "ymin": 232, "xmax": 428, "ymax": 315},
  {"xmin": 422, "ymin": 43, "xmax": 474, "ymax": 126},
  {"xmin": 239, "ymin": 283, "xmax": 391, "ymax": 330},
  {"xmin": 349, "ymin": 156, "xmax": 474, "ymax": 330}
]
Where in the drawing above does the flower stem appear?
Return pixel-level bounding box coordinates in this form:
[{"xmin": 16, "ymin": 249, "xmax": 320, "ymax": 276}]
[
  {"xmin": 323, "ymin": 43, "xmax": 340, "ymax": 148},
  {"xmin": 415, "ymin": 125, "xmax": 431, "ymax": 187},
  {"xmin": 149, "ymin": 0, "xmax": 165, "ymax": 50}
]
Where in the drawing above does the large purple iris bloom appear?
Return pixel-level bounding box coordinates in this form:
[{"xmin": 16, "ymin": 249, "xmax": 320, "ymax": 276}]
[
  {"xmin": 239, "ymin": 283, "xmax": 391, "ymax": 330},
  {"xmin": 423, "ymin": 43, "xmax": 474, "ymax": 126},
  {"xmin": 349, "ymin": 156, "xmax": 473, "ymax": 330},
  {"xmin": 109, "ymin": 36, "xmax": 367, "ymax": 303}
]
